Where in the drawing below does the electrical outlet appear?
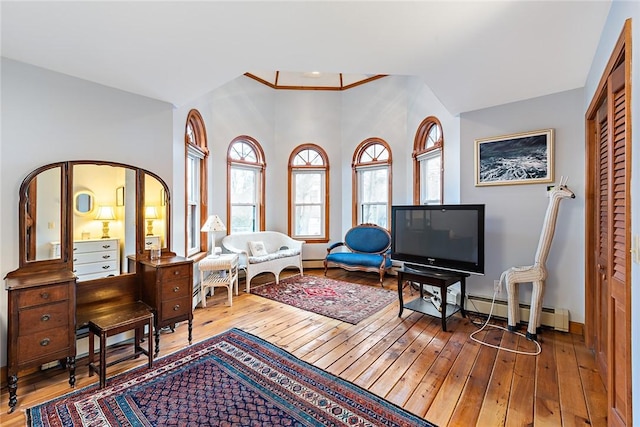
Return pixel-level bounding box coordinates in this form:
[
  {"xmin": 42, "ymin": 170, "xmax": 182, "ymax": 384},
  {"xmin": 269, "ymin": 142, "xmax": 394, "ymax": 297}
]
[{"xmin": 494, "ymin": 279, "xmax": 501, "ymax": 294}]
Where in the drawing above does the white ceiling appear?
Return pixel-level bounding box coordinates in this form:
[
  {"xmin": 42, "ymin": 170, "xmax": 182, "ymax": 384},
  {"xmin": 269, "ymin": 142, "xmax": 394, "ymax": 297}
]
[{"xmin": 1, "ymin": 1, "xmax": 611, "ymax": 115}]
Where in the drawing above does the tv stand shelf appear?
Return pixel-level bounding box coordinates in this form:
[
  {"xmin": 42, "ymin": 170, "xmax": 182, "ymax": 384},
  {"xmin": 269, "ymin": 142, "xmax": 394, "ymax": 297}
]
[{"xmin": 397, "ymin": 267, "xmax": 469, "ymax": 331}]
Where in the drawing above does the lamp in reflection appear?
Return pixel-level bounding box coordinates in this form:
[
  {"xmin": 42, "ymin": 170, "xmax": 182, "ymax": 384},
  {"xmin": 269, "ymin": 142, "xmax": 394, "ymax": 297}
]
[
  {"xmin": 145, "ymin": 206, "xmax": 159, "ymax": 236},
  {"xmin": 201, "ymin": 214, "xmax": 226, "ymax": 257},
  {"xmin": 95, "ymin": 206, "xmax": 116, "ymax": 239}
]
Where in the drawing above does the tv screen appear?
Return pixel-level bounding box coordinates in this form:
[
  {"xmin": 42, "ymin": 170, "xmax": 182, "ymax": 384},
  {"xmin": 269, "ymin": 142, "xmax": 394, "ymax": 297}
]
[{"xmin": 391, "ymin": 204, "xmax": 485, "ymax": 275}]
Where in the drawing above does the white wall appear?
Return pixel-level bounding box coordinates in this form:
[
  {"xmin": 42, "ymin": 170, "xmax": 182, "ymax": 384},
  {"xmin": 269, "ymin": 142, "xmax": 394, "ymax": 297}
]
[
  {"xmin": 460, "ymin": 88, "xmax": 585, "ymax": 323},
  {"xmin": 0, "ymin": 59, "xmax": 174, "ymax": 367},
  {"xmin": 583, "ymin": 2, "xmax": 639, "ymax": 424}
]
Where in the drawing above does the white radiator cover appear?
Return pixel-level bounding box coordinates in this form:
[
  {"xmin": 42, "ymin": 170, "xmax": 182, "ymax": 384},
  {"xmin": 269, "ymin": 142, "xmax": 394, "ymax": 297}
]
[{"xmin": 465, "ymin": 294, "xmax": 569, "ymax": 332}]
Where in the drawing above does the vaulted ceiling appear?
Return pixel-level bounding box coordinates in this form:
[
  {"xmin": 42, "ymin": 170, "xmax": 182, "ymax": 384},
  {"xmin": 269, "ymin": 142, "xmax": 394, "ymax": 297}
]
[{"xmin": 1, "ymin": 1, "xmax": 611, "ymax": 115}]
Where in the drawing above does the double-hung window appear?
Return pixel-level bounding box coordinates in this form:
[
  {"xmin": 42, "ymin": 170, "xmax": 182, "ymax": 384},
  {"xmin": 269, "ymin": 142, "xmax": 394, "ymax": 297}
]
[
  {"xmin": 227, "ymin": 137, "xmax": 265, "ymax": 233},
  {"xmin": 185, "ymin": 110, "xmax": 208, "ymax": 256},
  {"xmin": 353, "ymin": 139, "xmax": 392, "ymax": 228},
  {"xmin": 289, "ymin": 144, "xmax": 329, "ymax": 242},
  {"xmin": 413, "ymin": 117, "xmax": 443, "ymax": 205}
]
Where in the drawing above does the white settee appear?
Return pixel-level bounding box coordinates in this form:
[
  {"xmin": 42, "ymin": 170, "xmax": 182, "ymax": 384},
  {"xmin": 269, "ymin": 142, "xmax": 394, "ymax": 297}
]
[{"xmin": 221, "ymin": 231, "xmax": 304, "ymax": 292}]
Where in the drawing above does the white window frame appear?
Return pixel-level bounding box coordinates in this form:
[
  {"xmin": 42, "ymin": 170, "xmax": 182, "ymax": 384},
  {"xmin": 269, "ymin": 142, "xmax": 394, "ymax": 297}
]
[
  {"xmin": 186, "ymin": 144, "xmax": 204, "ymax": 256},
  {"xmin": 229, "ymin": 163, "xmax": 260, "ymax": 233},
  {"xmin": 356, "ymin": 163, "xmax": 389, "ymax": 227},
  {"xmin": 418, "ymin": 149, "xmax": 442, "ymax": 205},
  {"xmin": 291, "ymin": 168, "xmax": 326, "ymax": 239}
]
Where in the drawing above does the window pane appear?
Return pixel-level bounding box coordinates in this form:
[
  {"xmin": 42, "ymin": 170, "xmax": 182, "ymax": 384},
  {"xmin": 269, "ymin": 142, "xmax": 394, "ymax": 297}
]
[
  {"xmin": 295, "ymin": 205, "xmax": 322, "ymax": 236},
  {"xmin": 295, "ymin": 173, "xmax": 322, "ymax": 203},
  {"xmin": 186, "ymin": 203, "xmax": 197, "ymax": 251},
  {"xmin": 360, "ymin": 168, "xmax": 388, "ymax": 203},
  {"xmin": 231, "ymin": 205, "xmax": 256, "ymax": 233},
  {"xmin": 420, "ymin": 153, "xmax": 441, "ymax": 204},
  {"xmin": 230, "ymin": 141, "xmax": 257, "ymax": 162},
  {"xmin": 230, "ymin": 168, "xmax": 256, "ymax": 204},
  {"xmin": 361, "ymin": 204, "xmax": 388, "ymax": 228}
]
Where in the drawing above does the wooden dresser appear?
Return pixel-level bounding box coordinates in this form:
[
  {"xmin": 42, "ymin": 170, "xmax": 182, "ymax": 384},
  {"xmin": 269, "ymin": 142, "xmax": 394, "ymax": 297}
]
[
  {"xmin": 138, "ymin": 256, "xmax": 193, "ymax": 356},
  {"xmin": 72, "ymin": 238, "xmax": 120, "ymax": 281},
  {"xmin": 5, "ymin": 270, "xmax": 77, "ymax": 413}
]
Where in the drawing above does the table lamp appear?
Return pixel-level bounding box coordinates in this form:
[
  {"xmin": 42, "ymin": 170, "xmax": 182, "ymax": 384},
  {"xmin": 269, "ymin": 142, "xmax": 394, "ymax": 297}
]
[
  {"xmin": 95, "ymin": 206, "xmax": 116, "ymax": 239},
  {"xmin": 201, "ymin": 214, "xmax": 226, "ymax": 257},
  {"xmin": 145, "ymin": 206, "xmax": 159, "ymax": 236}
]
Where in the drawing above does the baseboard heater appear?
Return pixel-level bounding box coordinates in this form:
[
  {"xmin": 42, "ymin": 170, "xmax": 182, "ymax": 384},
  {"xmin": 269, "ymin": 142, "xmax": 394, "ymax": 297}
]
[{"xmin": 465, "ymin": 294, "xmax": 569, "ymax": 332}]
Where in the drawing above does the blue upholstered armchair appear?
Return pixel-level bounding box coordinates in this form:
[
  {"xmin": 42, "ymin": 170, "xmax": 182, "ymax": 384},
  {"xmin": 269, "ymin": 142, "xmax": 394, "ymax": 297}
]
[{"xmin": 323, "ymin": 224, "xmax": 392, "ymax": 285}]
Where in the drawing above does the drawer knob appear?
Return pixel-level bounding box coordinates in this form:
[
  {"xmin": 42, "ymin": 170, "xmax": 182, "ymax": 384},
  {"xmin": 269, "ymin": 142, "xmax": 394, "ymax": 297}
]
[
  {"xmin": 102, "ymin": 255, "xmax": 111, "ymax": 259},
  {"xmin": 73, "ymin": 258, "xmax": 78, "ymax": 262},
  {"xmin": 102, "ymin": 265, "xmax": 110, "ymax": 270},
  {"xmin": 102, "ymin": 245, "xmax": 111, "ymax": 249},
  {"xmin": 173, "ymin": 286, "xmax": 180, "ymax": 293},
  {"xmin": 173, "ymin": 304, "xmax": 180, "ymax": 311},
  {"xmin": 40, "ymin": 292, "xmax": 49, "ymax": 300},
  {"xmin": 173, "ymin": 271, "xmax": 180, "ymax": 275},
  {"xmin": 41, "ymin": 314, "xmax": 51, "ymax": 322},
  {"xmin": 40, "ymin": 338, "xmax": 50, "ymax": 347}
]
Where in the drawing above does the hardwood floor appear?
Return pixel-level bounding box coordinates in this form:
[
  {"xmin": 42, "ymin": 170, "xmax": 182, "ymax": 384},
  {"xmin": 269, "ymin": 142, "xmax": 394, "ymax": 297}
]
[{"xmin": 1, "ymin": 269, "xmax": 607, "ymax": 426}]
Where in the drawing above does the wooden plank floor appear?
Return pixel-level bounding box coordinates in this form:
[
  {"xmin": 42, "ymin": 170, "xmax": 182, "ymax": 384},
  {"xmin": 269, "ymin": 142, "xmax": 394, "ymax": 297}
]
[{"xmin": 1, "ymin": 269, "xmax": 607, "ymax": 426}]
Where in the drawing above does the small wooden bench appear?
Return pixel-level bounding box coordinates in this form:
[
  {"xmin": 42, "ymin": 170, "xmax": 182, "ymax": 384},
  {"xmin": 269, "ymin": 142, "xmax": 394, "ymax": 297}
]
[{"xmin": 87, "ymin": 301, "xmax": 154, "ymax": 388}]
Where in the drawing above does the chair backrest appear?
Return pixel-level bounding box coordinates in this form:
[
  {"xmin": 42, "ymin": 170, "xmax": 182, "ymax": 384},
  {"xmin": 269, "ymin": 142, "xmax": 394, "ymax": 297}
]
[{"xmin": 344, "ymin": 224, "xmax": 391, "ymax": 254}]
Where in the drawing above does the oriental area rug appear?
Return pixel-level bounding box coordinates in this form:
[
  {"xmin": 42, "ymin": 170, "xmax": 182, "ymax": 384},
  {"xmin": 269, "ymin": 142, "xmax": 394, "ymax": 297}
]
[
  {"xmin": 27, "ymin": 328, "xmax": 434, "ymax": 427},
  {"xmin": 251, "ymin": 275, "xmax": 397, "ymax": 324}
]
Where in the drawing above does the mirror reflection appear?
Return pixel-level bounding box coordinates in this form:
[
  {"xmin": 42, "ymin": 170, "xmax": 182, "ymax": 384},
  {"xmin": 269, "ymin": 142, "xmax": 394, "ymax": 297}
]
[
  {"xmin": 73, "ymin": 191, "xmax": 95, "ymax": 216},
  {"xmin": 144, "ymin": 174, "xmax": 167, "ymax": 251},
  {"xmin": 25, "ymin": 166, "xmax": 62, "ymax": 261}
]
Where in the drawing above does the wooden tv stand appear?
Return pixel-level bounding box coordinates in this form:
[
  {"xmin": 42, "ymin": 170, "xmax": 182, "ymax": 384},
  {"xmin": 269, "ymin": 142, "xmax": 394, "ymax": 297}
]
[{"xmin": 397, "ymin": 266, "xmax": 469, "ymax": 331}]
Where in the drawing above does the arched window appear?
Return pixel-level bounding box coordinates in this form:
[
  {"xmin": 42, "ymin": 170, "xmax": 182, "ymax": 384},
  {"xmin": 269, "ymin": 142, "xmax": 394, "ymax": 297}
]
[
  {"xmin": 288, "ymin": 144, "xmax": 329, "ymax": 242},
  {"xmin": 413, "ymin": 117, "xmax": 443, "ymax": 204},
  {"xmin": 185, "ymin": 110, "xmax": 208, "ymax": 256},
  {"xmin": 352, "ymin": 138, "xmax": 392, "ymax": 228},
  {"xmin": 227, "ymin": 136, "xmax": 266, "ymax": 232}
]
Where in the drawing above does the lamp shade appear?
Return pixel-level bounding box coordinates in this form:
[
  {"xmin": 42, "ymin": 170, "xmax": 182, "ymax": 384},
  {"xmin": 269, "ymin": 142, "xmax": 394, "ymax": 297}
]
[
  {"xmin": 201, "ymin": 214, "xmax": 226, "ymax": 232},
  {"xmin": 95, "ymin": 206, "xmax": 116, "ymax": 221},
  {"xmin": 144, "ymin": 206, "xmax": 159, "ymax": 219}
]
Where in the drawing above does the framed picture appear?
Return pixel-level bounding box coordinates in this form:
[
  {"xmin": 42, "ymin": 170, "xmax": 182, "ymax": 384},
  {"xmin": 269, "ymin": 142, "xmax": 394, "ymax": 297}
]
[
  {"xmin": 160, "ymin": 188, "xmax": 167, "ymax": 206},
  {"xmin": 475, "ymin": 128, "xmax": 554, "ymax": 186},
  {"xmin": 116, "ymin": 186, "xmax": 125, "ymax": 206}
]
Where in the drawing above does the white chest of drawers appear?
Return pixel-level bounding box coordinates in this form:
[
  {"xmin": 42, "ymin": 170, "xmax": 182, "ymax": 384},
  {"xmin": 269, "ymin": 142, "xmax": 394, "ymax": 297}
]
[
  {"xmin": 144, "ymin": 235, "xmax": 161, "ymax": 250},
  {"xmin": 72, "ymin": 239, "xmax": 120, "ymax": 281}
]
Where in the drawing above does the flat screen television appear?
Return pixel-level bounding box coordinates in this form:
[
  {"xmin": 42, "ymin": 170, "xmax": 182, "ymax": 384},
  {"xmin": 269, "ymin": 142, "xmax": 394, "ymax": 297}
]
[{"xmin": 391, "ymin": 204, "xmax": 485, "ymax": 276}]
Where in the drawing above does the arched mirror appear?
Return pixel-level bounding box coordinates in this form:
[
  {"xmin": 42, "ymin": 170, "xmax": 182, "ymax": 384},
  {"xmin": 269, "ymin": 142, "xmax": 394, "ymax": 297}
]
[
  {"xmin": 73, "ymin": 191, "xmax": 95, "ymax": 216},
  {"xmin": 17, "ymin": 161, "xmax": 171, "ymax": 277}
]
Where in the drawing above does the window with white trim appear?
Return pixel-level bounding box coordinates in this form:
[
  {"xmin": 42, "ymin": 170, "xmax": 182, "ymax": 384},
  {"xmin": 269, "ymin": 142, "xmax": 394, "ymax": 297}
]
[
  {"xmin": 413, "ymin": 117, "xmax": 443, "ymax": 205},
  {"xmin": 185, "ymin": 110, "xmax": 208, "ymax": 256},
  {"xmin": 289, "ymin": 144, "xmax": 329, "ymax": 242},
  {"xmin": 353, "ymin": 139, "xmax": 392, "ymax": 228},
  {"xmin": 227, "ymin": 137, "xmax": 265, "ymax": 233}
]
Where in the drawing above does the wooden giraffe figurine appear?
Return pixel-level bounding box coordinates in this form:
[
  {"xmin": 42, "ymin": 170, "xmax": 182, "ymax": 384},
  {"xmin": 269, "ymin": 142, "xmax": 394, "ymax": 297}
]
[{"xmin": 501, "ymin": 176, "xmax": 575, "ymax": 340}]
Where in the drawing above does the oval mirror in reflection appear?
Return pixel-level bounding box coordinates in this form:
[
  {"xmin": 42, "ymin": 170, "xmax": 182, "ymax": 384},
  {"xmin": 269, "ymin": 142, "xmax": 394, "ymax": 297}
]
[{"xmin": 73, "ymin": 191, "xmax": 95, "ymax": 216}]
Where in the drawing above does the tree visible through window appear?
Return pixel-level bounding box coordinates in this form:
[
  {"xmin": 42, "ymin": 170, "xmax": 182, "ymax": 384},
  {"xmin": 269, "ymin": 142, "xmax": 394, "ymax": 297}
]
[
  {"xmin": 413, "ymin": 117, "xmax": 443, "ymax": 205},
  {"xmin": 227, "ymin": 137, "xmax": 265, "ymax": 233},
  {"xmin": 353, "ymin": 139, "xmax": 392, "ymax": 228},
  {"xmin": 289, "ymin": 144, "xmax": 329, "ymax": 242}
]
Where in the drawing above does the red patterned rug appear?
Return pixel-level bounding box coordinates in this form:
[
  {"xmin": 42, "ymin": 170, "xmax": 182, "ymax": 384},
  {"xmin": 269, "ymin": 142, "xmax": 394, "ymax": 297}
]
[
  {"xmin": 27, "ymin": 328, "xmax": 435, "ymax": 426},
  {"xmin": 251, "ymin": 275, "xmax": 397, "ymax": 324}
]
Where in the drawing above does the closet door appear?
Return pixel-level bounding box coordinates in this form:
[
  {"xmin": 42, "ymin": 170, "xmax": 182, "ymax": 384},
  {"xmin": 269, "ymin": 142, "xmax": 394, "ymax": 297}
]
[{"xmin": 585, "ymin": 20, "xmax": 631, "ymax": 427}]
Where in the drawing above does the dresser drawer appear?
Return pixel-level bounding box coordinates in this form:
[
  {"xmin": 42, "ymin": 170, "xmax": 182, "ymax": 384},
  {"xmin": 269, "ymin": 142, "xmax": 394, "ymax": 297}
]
[
  {"xmin": 160, "ymin": 296, "xmax": 191, "ymax": 320},
  {"xmin": 18, "ymin": 328, "xmax": 70, "ymax": 362},
  {"xmin": 73, "ymin": 239, "xmax": 118, "ymax": 254},
  {"xmin": 157, "ymin": 264, "xmax": 191, "ymax": 282},
  {"xmin": 73, "ymin": 260, "xmax": 118, "ymax": 277},
  {"xmin": 17, "ymin": 284, "xmax": 69, "ymax": 308},
  {"xmin": 19, "ymin": 301, "xmax": 69, "ymax": 334},
  {"xmin": 73, "ymin": 250, "xmax": 118, "ymax": 264},
  {"xmin": 161, "ymin": 278, "xmax": 191, "ymax": 299}
]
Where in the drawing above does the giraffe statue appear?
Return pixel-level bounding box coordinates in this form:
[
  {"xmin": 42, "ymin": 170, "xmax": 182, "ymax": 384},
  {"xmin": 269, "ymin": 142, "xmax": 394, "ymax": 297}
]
[{"xmin": 501, "ymin": 176, "xmax": 575, "ymax": 340}]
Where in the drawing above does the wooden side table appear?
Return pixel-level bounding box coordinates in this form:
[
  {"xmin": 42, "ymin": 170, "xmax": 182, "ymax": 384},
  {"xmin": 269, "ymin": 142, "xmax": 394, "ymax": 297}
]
[{"xmin": 199, "ymin": 253, "xmax": 239, "ymax": 307}]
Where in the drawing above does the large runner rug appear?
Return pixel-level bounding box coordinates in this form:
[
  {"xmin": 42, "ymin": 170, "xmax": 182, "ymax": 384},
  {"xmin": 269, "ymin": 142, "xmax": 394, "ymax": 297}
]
[
  {"xmin": 251, "ymin": 275, "xmax": 397, "ymax": 324},
  {"xmin": 27, "ymin": 328, "xmax": 434, "ymax": 427}
]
